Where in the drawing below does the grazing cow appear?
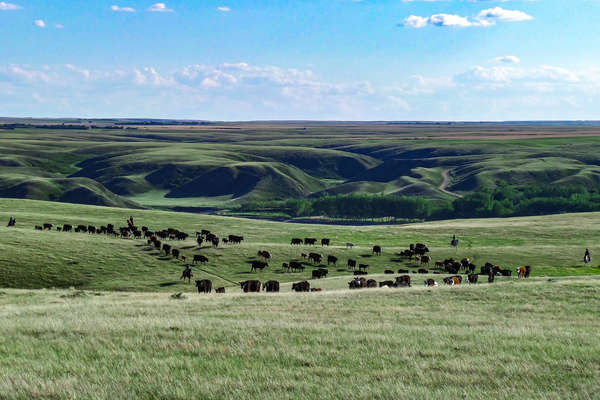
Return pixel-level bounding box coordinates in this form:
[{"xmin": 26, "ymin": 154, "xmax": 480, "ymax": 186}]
[
  {"xmin": 263, "ymin": 280, "xmax": 280, "ymax": 292},
  {"xmin": 282, "ymin": 262, "xmax": 290, "ymax": 272},
  {"xmin": 162, "ymin": 244, "xmax": 171, "ymax": 256},
  {"xmin": 180, "ymin": 266, "xmax": 193, "ymax": 283},
  {"xmin": 77, "ymin": 224, "xmax": 87, "ymax": 232},
  {"xmin": 467, "ymin": 274, "xmax": 479, "ymax": 284},
  {"xmin": 354, "ymin": 270, "xmax": 368, "ymax": 275},
  {"xmin": 443, "ymin": 275, "xmax": 462, "ymax": 285},
  {"xmin": 321, "ymin": 238, "xmax": 330, "ymax": 247},
  {"xmin": 290, "ymin": 238, "xmax": 303, "ymax": 245},
  {"xmin": 43, "ymin": 223, "xmax": 53, "ymax": 230},
  {"xmin": 348, "ymin": 277, "xmax": 367, "ymax": 289},
  {"xmin": 196, "ymin": 236, "xmax": 204, "ymax": 247},
  {"xmin": 420, "ymin": 255, "xmax": 431, "ymax": 267},
  {"xmin": 327, "ymin": 255, "xmax": 338, "ymax": 265},
  {"xmin": 395, "ymin": 275, "xmax": 411, "ymax": 287},
  {"xmin": 56, "ymin": 227, "xmax": 62, "ymax": 232},
  {"xmin": 133, "ymin": 230, "xmax": 142, "ymax": 239},
  {"xmin": 418, "ymin": 269, "xmax": 429, "ymax": 274},
  {"xmin": 193, "ymin": 254, "xmax": 209, "ymax": 264},
  {"xmin": 312, "ymin": 269, "xmax": 328, "ymax": 279},
  {"xmin": 366, "ymin": 279, "xmax": 377, "ymax": 288},
  {"xmin": 195, "ymin": 279, "xmax": 212, "ymax": 293},
  {"xmin": 372, "ymin": 245, "xmax": 382, "ymax": 256},
  {"xmin": 215, "ymin": 287, "xmax": 225, "ymax": 294},
  {"xmin": 346, "ymin": 242, "xmax": 354, "ymax": 249},
  {"xmin": 397, "ymin": 269, "xmax": 409, "ymax": 274},
  {"xmin": 384, "ymin": 269, "xmax": 394, "ymax": 274},
  {"xmin": 292, "ymin": 281, "xmax": 310, "ymax": 292},
  {"xmin": 240, "ymin": 280, "xmax": 261, "ymax": 293},
  {"xmin": 358, "ymin": 263, "xmax": 369, "ymax": 271},
  {"xmin": 63, "ymin": 224, "xmax": 73, "ymax": 232},
  {"xmin": 424, "ymin": 278, "xmax": 438, "ymax": 287},
  {"xmin": 228, "ymin": 234, "xmax": 244, "ymax": 244},
  {"xmin": 257, "ymin": 250, "xmax": 272, "ymax": 260},
  {"xmin": 414, "ymin": 243, "xmax": 429, "ymax": 256},
  {"xmin": 379, "ymin": 280, "xmax": 395, "ymax": 288},
  {"xmin": 211, "ymin": 237, "xmax": 220, "ymax": 248},
  {"xmin": 308, "ymin": 253, "xmax": 322, "ymax": 264},
  {"xmin": 251, "ymin": 260, "xmax": 269, "ymax": 272},
  {"xmin": 201, "ymin": 229, "xmax": 211, "ymax": 236},
  {"xmin": 304, "ymin": 238, "xmax": 317, "ymax": 246},
  {"xmin": 172, "ymin": 249, "xmax": 180, "ymax": 259},
  {"xmin": 347, "ymin": 259, "xmax": 357, "ymax": 270},
  {"xmin": 289, "ymin": 261, "xmax": 304, "ymax": 272},
  {"xmin": 35, "ymin": 225, "xmax": 43, "ymax": 230},
  {"xmin": 88, "ymin": 225, "xmax": 97, "ymax": 234},
  {"xmin": 154, "ymin": 240, "xmax": 162, "ymax": 249}
]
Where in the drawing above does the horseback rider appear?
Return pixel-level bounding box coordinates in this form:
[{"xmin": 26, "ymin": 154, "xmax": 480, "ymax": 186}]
[
  {"xmin": 451, "ymin": 234, "xmax": 459, "ymax": 248},
  {"xmin": 584, "ymin": 248, "xmax": 591, "ymax": 265}
]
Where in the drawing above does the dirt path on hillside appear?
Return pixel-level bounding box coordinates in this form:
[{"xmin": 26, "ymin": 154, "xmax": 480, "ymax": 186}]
[{"xmin": 440, "ymin": 170, "xmax": 462, "ymax": 198}]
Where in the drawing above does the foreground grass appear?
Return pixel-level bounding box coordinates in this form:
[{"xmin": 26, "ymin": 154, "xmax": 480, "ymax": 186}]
[{"xmin": 1, "ymin": 277, "xmax": 599, "ymax": 399}]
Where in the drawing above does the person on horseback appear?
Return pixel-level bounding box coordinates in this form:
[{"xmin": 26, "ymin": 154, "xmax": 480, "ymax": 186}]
[
  {"xmin": 584, "ymin": 248, "xmax": 591, "ymax": 265},
  {"xmin": 451, "ymin": 234, "xmax": 459, "ymax": 249}
]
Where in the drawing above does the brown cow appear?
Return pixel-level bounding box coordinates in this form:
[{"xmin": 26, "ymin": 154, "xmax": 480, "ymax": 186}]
[
  {"xmin": 516, "ymin": 266, "xmax": 531, "ymax": 278},
  {"xmin": 366, "ymin": 279, "xmax": 377, "ymax": 288},
  {"xmin": 215, "ymin": 287, "xmax": 225, "ymax": 294},
  {"xmin": 420, "ymin": 255, "xmax": 431, "ymax": 267},
  {"xmin": 424, "ymin": 278, "xmax": 438, "ymax": 287}
]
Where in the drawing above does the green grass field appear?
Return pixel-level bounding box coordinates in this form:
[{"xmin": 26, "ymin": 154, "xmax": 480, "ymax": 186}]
[
  {"xmin": 1, "ymin": 198, "xmax": 599, "ymax": 292},
  {"xmin": 1, "ymin": 198, "xmax": 600, "ymax": 399},
  {"xmin": 1, "ymin": 277, "xmax": 599, "ymax": 399}
]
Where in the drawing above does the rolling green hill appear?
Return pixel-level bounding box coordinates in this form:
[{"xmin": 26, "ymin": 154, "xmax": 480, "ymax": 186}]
[{"xmin": 3, "ymin": 122, "xmax": 600, "ymax": 211}]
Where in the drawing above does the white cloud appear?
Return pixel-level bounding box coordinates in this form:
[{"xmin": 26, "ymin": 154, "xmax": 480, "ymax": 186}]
[
  {"xmin": 148, "ymin": 3, "xmax": 173, "ymax": 12},
  {"xmin": 477, "ymin": 7, "xmax": 533, "ymax": 23},
  {"xmin": 217, "ymin": 6, "xmax": 230, "ymax": 12},
  {"xmin": 494, "ymin": 56, "xmax": 520, "ymax": 64},
  {"xmin": 0, "ymin": 2, "xmax": 20, "ymax": 10},
  {"xmin": 403, "ymin": 7, "xmax": 533, "ymax": 28},
  {"xmin": 34, "ymin": 19, "xmax": 46, "ymax": 28},
  {"xmin": 111, "ymin": 5, "xmax": 136, "ymax": 12}
]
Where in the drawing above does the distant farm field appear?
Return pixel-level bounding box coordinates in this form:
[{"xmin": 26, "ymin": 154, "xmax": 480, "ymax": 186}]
[
  {"xmin": 0, "ymin": 199, "xmax": 599, "ymax": 292},
  {"xmin": 1, "ymin": 277, "xmax": 599, "ymax": 399}
]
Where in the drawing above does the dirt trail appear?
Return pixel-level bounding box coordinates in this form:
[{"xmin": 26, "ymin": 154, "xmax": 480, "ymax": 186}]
[{"xmin": 440, "ymin": 170, "xmax": 462, "ymax": 198}]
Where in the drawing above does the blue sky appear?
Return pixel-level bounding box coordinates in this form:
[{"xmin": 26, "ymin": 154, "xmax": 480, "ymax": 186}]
[{"xmin": 0, "ymin": 0, "xmax": 599, "ymax": 120}]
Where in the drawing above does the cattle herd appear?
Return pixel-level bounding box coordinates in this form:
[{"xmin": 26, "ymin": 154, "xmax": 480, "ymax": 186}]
[{"xmin": 32, "ymin": 220, "xmax": 532, "ymax": 294}]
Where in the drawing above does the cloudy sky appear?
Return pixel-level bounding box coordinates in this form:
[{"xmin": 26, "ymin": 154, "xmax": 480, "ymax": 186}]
[{"xmin": 0, "ymin": 0, "xmax": 599, "ymax": 120}]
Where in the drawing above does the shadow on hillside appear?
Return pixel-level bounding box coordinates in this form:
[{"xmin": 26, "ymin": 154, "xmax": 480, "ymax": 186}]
[{"xmin": 159, "ymin": 282, "xmax": 178, "ymax": 287}]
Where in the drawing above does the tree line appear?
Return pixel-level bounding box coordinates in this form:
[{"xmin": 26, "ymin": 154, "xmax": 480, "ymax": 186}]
[{"xmin": 238, "ymin": 182, "xmax": 600, "ymax": 221}]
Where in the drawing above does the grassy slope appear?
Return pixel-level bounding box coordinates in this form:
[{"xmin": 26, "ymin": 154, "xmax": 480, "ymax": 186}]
[
  {"xmin": 1, "ymin": 199, "xmax": 599, "ymax": 292},
  {"xmin": 3, "ymin": 126, "xmax": 600, "ymax": 209},
  {"xmin": 1, "ymin": 277, "xmax": 599, "ymax": 399}
]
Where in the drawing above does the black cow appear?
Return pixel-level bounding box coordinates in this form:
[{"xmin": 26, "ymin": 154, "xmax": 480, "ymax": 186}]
[
  {"xmin": 162, "ymin": 244, "xmax": 171, "ymax": 255},
  {"xmin": 63, "ymin": 224, "xmax": 73, "ymax": 232},
  {"xmin": 289, "ymin": 261, "xmax": 304, "ymax": 272},
  {"xmin": 327, "ymin": 255, "xmax": 338, "ymax": 265},
  {"xmin": 43, "ymin": 223, "xmax": 53, "ymax": 230},
  {"xmin": 384, "ymin": 269, "xmax": 394, "ymax": 274},
  {"xmin": 292, "ymin": 281, "xmax": 310, "ymax": 292},
  {"xmin": 251, "ymin": 260, "xmax": 268, "ymax": 272},
  {"xmin": 263, "ymin": 280, "xmax": 280, "ymax": 292},
  {"xmin": 347, "ymin": 259, "xmax": 357, "ymax": 270},
  {"xmin": 304, "ymin": 238, "xmax": 317, "ymax": 246},
  {"xmin": 290, "ymin": 238, "xmax": 303, "ymax": 245},
  {"xmin": 321, "ymin": 238, "xmax": 330, "ymax": 247},
  {"xmin": 358, "ymin": 263, "xmax": 369, "ymax": 271},
  {"xmin": 467, "ymin": 274, "xmax": 479, "ymax": 284},
  {"xmin": 418, "ymin": 269, "xmax": 429, "ymax": 274},
  {"xmin": 395, "ymin": 275, "xmax": 411, "ymax": 287},
  {"xmin": 195, "ymin": 279, "xmax": 212, "ymax": 293},
  {"xmin": 193, "ymin": 254, "xmax": 208, "ymax": 264},
  {"xmin": 312, "ymin": 268, "xmax": 328, "ymax": 279},
  {"xmin": 240, "ymin": 280, "xmax": 261, "ymax": 293},
  {"xmin": 172, "ymin": 249, "xmax": 180, "ymax": 259},
  {"xmin": 397, "ymin": 269, "xmax": 409, "ymax": 274},
  {"xmin": 372, "ymin": 245, "xmax": 382, "ymax": 255}
]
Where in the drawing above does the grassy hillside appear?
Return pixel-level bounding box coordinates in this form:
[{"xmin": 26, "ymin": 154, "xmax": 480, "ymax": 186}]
[
  {"xmin": 1, "ymin": 199, "xmax": 599, "ymax": 292},
  {"xmin": 1, "ymin": 277, "xmax": 598, "ymax": 399},
  {"xmin": 3, "ymin": 123, "xmax": 600, "ymax": 209}
]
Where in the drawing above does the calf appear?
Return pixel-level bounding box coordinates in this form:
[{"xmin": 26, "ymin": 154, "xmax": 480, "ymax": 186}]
[{"xmin": 215, "ymin": 287, "xmax": 225, "ymax": 294}]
